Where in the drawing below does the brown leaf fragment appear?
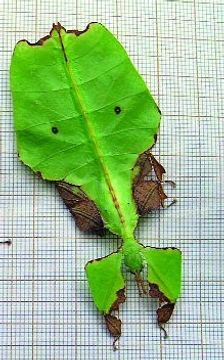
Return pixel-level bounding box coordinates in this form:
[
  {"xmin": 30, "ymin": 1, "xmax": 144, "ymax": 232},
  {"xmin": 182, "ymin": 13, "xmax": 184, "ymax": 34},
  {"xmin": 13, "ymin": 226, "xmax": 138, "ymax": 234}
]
[
  {"xmin": 134, "ymin": 150, "xmax": 165, "ymax": 184},
  {"xmin": 133, "ymin": 151, "xmax": 168, "ymax": 216},
  {"xmin": 134, "ymin": 150, "xmax": 153, "ymax": 182},
  {"xmin": 157, "ymin": 303, "xmax": 175, "ymax": 324},
  {"xmin": 149, "ymin": 283, "xmax": 168, "ymax": 302},
  {"xmin": 56, "ymin": 181, "xmax": 87, "ymax": 206},
  {"xmin": 104, "ymin": 314, "xmax": 121, "ymax": 337},
  {"xmin": 133, "ymin": 180, "xmax": 167, "ymax": 216},
  {"xmin": 149, "ymin": 283, "xmax": 175, "ymax": 337},
  {"xmin": 36, "ymin": 171, "xmax": 45, "ymax": 180},
  {"xmin": 157, "ymin": 303, "xmax": 175, "ymax": 338},
  {"xmin": 103, "ymin": 288, "xmax": 125, "ymax": 350},
  {"xmin": 104, "ymin": 314, "xmax": 121, "ymax": 350},
  {"xmin": 56, "ymin": 181, "xmax": 104, "ymax": 232},
  {"xmin": 148, "ymin": 153, "xmax": 166, "ymax": 182},
  {"xmin": 70, "ymin": 201, "xmax": 104, "ymax": 232},
  {"xmin": 110, "ymin": 288, "xmax": 126, "ymax": 311}
]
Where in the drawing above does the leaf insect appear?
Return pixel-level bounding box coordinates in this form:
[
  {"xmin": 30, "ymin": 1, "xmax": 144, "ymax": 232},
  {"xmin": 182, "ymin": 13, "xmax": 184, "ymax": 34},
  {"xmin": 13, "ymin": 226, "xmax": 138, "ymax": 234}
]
[{"xmin": 10, "ymin": 23, "xmax": 181, "ymax": 349}]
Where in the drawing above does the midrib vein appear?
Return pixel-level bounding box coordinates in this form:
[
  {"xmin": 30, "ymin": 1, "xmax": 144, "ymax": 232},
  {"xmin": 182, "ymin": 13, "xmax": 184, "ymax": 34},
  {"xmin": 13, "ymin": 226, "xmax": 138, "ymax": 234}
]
[{"xmin": 58, "ymin": 30, "xmax": 128, "ymax": 235}]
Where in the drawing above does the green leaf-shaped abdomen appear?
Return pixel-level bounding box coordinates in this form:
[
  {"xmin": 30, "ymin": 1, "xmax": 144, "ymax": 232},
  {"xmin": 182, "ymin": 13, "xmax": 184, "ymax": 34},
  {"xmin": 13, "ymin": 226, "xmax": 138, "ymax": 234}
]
[{"xmin": 10, "ymin": 23, "xmax": 161, "ymax": 238}]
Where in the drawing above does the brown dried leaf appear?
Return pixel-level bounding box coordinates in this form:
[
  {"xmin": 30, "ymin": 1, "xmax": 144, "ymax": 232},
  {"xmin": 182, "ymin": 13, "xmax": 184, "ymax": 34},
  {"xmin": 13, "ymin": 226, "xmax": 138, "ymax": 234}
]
[
  {"xmin": 57, "ymin": 181, "xmax": 104, "ymax": 232},
  {"xmin": 149, "ymin": 283, "xmax": 175, "ymax": 337},
  {"xmin": 105, "ymin": 314, "xmax": 122, "ymax": 350},
  {"xmin": 148, "ymin": 153, "xmax": 166, "ymax": 182},
  {"xmin": 104, "ymin": 314, "xmax": 121, "ymax": 338},
  {"xmin": 149, "ymin": 283, "xmax": 168, "ymax": 302},
  {"xmin": 71, "ymin": 201, "xmax": 104, "ymax": 232},
  {"xmin": 133, "ymin": 180, "xmax": 167, "ymax": 216},
  {"xmin": 157, "ymin": 302, "xmax": 175, "ymax": 325},
  {"xmin": 57, "ymin": 181, "xmax": 87, "ymax": 205},
  {"xmin": 110, "ymin": 288, "xmax": 126, "ymax": 312},
  {"xmin": 134, "ymin": 149, "xmax": 152, "ymax": 181},
  {"xmin": 134, "ymin": 151, "xmax": 165, "ymax": 184}
]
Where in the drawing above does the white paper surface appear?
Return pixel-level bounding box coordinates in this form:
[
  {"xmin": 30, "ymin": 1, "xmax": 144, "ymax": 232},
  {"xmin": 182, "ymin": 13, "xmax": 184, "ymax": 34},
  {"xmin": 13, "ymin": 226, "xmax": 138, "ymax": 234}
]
[{"xmin": 0, "ymin": 1, "xmax": 223, "ymax": 359}]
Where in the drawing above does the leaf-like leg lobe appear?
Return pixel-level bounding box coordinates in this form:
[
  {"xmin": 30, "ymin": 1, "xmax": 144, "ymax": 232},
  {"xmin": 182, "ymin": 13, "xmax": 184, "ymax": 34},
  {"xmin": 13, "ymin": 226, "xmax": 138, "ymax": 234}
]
[
  {"xmin": 134, "ymin": 150, "xmax": 153, "ymax": 181},
  {"xmin": 149, "ymin": 283, "xmax": 169, "ymax": 302},
  {"xmin": 104, "ymin": 314, "xmax": 121, "ymax": 351},
  {"xmin": 148, "ymin": 152, "xmax": 166, "ymax": 182},
  {"xmin": 104, "ymin": 314, "xmax": 121, "ymax": 337},
  {"xmin": 157, "ymin": 303, "xmax": 175, "ymax": 338},
  {"xmin": 110, "ymin": 288, "xmax": 126, "ymax": 311},
  {"xmin": 157, "ymin": 302, "xmax": 175, "ymax": 325},
  {"xmin": 133, "ymin": 152, "xmax": 167, "ymax": 216},
  {"xmin": 134, "ymin": 180, "xmax": 167, "ymax": 215},
  {"xmin": 85, "ymin": 252, "xmax": 125, "ymax": 348},
  {"xmin": 143, "ymin": 247, "xmax": 181, "ymax": 336},
  {"xmin": 149, "ymin": 282, "xmax": 175, "ymax": 336},
  {"xmin": 134, "ymin": 151, "xmax": 165, "ymax": 183},
  {"xmin": 105, "ymin": 288, "xmax": 125, "ymax": 350}
]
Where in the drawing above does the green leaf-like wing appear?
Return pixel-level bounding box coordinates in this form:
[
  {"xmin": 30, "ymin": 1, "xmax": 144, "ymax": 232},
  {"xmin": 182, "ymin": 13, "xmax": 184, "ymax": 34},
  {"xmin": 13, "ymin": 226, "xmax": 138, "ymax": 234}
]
[{"xmin": 10, "ymin": 23, "xmax": 161, "ymax": 239}]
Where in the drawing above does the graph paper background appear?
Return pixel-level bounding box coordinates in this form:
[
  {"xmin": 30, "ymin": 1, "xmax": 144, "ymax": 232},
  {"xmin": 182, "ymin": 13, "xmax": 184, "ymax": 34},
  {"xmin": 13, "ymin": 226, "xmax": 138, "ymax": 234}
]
[{"xmin": 0, "ymin": 0, "xmax": 223, "ymax": 359}]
